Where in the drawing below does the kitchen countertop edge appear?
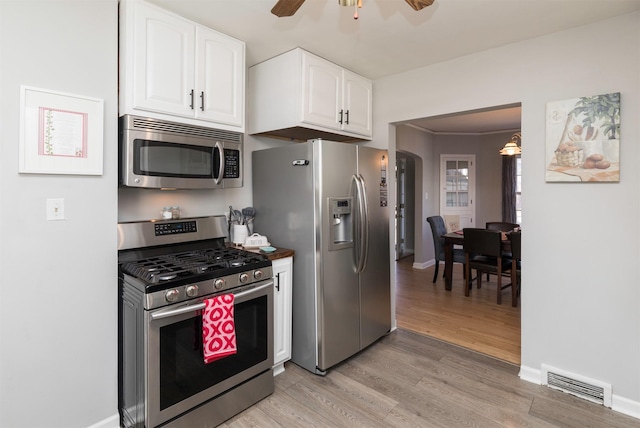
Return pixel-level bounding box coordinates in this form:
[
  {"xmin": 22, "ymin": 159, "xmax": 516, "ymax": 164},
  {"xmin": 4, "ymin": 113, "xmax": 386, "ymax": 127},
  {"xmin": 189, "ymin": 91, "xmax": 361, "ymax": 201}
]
[{"xmin": 231, "ymin": 244, "xmax": 294, "ymax": 261}]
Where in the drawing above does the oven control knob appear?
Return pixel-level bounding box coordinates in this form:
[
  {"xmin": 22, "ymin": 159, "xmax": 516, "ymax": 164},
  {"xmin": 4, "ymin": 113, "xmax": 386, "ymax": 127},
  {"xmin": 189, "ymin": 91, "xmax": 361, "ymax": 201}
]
[
  {"xmin": 214, "ymin": 278, "xmax": 225, "ymax": 290},
  {"xmin": 254, "ymin": 270, "xmax": 263, "ymax": 280},
  {"xmin": 186, "ymin": 285, "xmax": 199, "ymax": 297},
  {"xmin": 239, "ymin": 273, "xmax": 249, "ymax": 283},
  {"xmin": 165, "ymin": 289, "xmax": 180, "ymax": 302}
]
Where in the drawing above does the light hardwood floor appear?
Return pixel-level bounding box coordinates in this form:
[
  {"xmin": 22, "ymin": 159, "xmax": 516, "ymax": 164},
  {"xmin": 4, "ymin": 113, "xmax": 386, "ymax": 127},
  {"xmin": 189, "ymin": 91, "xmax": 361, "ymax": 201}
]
[
  {"xmin": 223, "ymin": 256, "xmax": 639, "ymax": 427},
  {"xmin": 395, "ymin": 256, "xmax": 521, "ymax": 365},
  {"xmin": 224, "ymin": 330, "xmax": 637, "ymax": 427}
]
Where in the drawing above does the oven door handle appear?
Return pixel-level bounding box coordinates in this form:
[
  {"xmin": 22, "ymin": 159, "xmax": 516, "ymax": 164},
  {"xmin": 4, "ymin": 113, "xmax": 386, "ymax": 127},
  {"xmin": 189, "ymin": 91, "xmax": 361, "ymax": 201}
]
[{"xmin": 150, "ymin": 281, "xmax": 274, "ymax": 321}]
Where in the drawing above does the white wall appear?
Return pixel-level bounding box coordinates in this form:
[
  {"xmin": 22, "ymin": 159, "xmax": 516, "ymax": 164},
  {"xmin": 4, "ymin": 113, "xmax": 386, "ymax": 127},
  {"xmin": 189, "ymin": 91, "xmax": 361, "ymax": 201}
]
[
  {"xmin": 376, "ymin": 12, "xmax": 640, "ymax": 417},
  {"xmin": 0, "ymin": 1, "xmax": 119, "ymax": 427}
]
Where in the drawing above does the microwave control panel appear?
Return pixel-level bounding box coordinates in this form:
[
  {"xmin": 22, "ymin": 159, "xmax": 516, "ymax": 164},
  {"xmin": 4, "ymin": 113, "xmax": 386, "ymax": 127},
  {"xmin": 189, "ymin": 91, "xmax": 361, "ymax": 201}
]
[{"xmin": 224, "ymin": 149, "xmax": 240, "ymax": 178}]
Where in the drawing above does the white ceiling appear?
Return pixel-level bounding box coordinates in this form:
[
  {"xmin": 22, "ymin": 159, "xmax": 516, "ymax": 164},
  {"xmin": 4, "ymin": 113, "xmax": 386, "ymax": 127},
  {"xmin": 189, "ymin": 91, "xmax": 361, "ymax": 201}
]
[{"xmin": 145, "ymin": 0, "xmax": 640, "ymax": 133}]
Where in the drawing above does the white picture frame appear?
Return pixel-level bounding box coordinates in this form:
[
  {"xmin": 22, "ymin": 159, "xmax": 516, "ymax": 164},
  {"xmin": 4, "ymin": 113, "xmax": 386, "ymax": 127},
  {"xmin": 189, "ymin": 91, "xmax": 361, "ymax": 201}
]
[{"xmin": 19, "ymin": 85, "xmax": 104, "ymax": 175}]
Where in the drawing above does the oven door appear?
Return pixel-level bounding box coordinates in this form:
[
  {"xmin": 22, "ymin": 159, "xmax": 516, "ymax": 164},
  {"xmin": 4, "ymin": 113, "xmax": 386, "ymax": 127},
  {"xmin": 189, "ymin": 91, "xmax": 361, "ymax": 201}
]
[{"xmin": 145, "ymin": 280, "xmax": 273, "ymax": 427}]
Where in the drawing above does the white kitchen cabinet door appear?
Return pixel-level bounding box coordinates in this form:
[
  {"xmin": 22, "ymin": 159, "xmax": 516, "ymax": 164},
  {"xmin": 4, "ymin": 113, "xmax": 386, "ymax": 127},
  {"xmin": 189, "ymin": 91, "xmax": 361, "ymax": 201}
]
[
  {"xmin": 272, "ymin": 256, "xmax": 292, "ymax": 375},
  {"xmin": 195, "ymin": 26, "xmax": 244, "ymax": 127},
  {"xmin": 121, "ymin": 0, "xmax": 245, "ymax": 131},
  {"xmin": 248, "ymin": 48, "xmax": 371, "ymax": 141},
  {"xmin": 301, "ymin": 51, "xmax": 342, "ymax": 131},
  {"xmin": 132, "ymin": 0, "xmax": 195, "ymax": 118},
  {"xmin": 342, "ymin": 69, "xmax": 372, "ymax": 137}
]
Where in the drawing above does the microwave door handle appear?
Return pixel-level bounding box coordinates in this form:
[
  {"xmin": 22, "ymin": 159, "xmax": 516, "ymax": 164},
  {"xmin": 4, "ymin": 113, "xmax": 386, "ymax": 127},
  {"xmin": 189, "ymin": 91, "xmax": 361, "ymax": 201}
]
[{"xmin": 214, "ymin": 141, "xmax": 224, "ymax": 185}]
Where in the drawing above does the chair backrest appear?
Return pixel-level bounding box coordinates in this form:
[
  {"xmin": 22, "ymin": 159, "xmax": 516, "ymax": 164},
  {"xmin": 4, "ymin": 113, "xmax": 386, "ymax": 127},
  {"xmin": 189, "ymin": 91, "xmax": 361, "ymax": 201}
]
[
  {"xmin": 509, "ymin": 231, "xmax": 521, "ymax": 260},
  {"xmin": 427, "ymin": 216, "xmax": 447, "ymax": 261},
  {"xmin": 463, "ymin": 228, "xmax": 503, "ymax": 257},
  {"xmin": 486, "ymin": 222, "xmax": 520, "ymax": 232}
]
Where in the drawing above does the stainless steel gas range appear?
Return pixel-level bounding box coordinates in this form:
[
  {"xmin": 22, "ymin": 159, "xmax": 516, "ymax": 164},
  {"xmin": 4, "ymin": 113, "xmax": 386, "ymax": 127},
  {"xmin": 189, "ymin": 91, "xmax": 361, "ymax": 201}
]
[{"xmin": 118, "ymin": 215, "xmax": 274, "ymax": 428}]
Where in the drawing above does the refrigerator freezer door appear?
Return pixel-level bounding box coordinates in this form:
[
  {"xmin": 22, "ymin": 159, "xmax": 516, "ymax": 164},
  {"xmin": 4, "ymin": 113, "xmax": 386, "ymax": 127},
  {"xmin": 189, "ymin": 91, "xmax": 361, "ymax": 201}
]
[
  {"xmin": 316, "ymin": 140, "xmax": 360, "ymax": 371},
  {"xmin": 356, "ymin": 146, "xmax": 391, "ymax": 349},
  {"xmin": 252, "ymin": 143, "xmax": 319, "ymax": 372}
]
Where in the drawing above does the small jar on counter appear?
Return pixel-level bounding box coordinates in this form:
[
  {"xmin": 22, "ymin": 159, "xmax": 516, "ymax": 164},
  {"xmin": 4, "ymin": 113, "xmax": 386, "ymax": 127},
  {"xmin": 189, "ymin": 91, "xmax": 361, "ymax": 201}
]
[{"xmin": 161, "ymin": 207, "xmax": 172, "ymax": 219}]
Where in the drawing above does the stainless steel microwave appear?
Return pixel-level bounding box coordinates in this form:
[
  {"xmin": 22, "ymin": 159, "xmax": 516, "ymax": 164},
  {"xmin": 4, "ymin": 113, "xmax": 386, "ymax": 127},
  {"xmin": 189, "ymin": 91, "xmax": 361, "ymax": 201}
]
[{"xmin": 119, "ymin": 115, "xmax": 243, "ymax": 189}]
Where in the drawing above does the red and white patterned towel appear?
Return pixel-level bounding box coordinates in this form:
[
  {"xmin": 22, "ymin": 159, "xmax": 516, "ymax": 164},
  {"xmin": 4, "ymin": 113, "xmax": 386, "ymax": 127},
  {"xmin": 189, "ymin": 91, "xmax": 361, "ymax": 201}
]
[{"xmin": 202, "ymin": 294, "xmax": 237, "ymax": 364}]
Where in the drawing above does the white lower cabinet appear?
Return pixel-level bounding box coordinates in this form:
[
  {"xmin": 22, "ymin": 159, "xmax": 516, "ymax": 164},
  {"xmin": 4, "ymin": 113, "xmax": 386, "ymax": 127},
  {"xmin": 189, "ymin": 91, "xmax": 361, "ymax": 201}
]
[{"xmin": 272, "ymin": 256, "xmax": 292, "ymax": 375}]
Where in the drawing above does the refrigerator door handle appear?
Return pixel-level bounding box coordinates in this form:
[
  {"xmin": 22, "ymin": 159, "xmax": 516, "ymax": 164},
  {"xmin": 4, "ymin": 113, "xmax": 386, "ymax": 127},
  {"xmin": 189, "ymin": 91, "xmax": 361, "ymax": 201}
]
[{"xmin": 354, "ymin": 174, "xmax": 369, "ymax": 273}]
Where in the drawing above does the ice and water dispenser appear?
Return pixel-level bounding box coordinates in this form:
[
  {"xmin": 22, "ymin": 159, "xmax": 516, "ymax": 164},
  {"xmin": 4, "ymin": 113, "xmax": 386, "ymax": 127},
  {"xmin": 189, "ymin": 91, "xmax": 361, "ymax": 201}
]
[{"xmin": 328, "ymin": 197, "xmax": 353, "ymax": 251}]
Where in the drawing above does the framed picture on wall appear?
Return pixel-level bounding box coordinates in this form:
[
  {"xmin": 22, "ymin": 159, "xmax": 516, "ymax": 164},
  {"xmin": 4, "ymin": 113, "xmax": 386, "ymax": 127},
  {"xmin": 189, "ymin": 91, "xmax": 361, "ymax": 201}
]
[
  {"xmin": 545, "ymin": 92, "xmax": 620, "ymax": 182},
  {"xmin": 19, "ymin": 85, "xmax": 104, "ymax": 175}
]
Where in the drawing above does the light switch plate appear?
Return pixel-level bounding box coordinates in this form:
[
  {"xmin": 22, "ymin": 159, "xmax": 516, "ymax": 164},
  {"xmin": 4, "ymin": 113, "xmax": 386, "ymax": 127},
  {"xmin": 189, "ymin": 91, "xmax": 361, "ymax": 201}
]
[{"xmin": 47, "ymin": 198, "xmax": 65, "ymax": 221}]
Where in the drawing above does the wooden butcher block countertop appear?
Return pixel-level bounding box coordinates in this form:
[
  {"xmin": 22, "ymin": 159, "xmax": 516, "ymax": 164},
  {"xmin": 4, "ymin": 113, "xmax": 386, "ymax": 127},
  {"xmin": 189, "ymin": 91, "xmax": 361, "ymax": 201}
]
[{"xmin": 231, "ymin": 244, "xmax": 294, "ymax": 261}]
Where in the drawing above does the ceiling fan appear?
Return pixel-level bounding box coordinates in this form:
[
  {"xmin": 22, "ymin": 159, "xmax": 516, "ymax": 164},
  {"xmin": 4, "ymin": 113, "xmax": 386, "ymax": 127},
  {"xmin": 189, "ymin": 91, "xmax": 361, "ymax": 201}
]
[{"xmin": 271, "ymin": 0, "xmax": 435, "ymax": 18}]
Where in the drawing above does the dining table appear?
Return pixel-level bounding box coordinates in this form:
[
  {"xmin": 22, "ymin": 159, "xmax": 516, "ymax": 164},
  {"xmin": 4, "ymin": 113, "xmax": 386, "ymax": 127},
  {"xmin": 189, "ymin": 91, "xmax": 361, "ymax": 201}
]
[{"xmin": 442, "ymin": 230, "xmax": 513, "ymax": 291}]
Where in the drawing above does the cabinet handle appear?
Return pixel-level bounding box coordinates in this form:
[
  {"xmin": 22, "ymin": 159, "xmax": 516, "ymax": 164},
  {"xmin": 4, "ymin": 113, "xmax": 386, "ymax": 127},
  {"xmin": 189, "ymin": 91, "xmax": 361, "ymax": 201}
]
[
  {"xmin": 339, "ymin": 109, "xmax": 344, "ymax": 124},
  {"xmin": 345, "ymin": 109, "xmax": 350, "ymax": 125},
  {"xmin": 275, "ymin": 272, "xmax": 281, "ymax": 291},
  {"xmin": 189, "ymin": 89, "xmax": 194, "ymax": 110},
  {"xmin": 200, "ymin": 91, "xmax": 205, "ymax": 111}
]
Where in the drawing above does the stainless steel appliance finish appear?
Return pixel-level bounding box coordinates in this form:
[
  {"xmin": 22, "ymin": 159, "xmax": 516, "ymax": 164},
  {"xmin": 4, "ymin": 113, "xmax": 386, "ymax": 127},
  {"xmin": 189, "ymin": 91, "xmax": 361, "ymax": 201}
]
[
  {"xmin": 252, "ymin": 139, "xmax": 391, "ymax": 375},
  {"xmin": 119, "ymin": 114, "xmax": 243, "ymax": 189},
  {"xmin": 118, "ymin": 216, "xmax": 273, "ymax": 428}
]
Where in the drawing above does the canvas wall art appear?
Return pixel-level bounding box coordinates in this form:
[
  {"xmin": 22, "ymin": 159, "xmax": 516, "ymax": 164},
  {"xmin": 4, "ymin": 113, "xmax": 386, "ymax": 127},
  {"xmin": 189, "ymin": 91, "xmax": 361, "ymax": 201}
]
[{"xmin": 545, "ymin": 92, "xmax": 620, "ymax": 182}]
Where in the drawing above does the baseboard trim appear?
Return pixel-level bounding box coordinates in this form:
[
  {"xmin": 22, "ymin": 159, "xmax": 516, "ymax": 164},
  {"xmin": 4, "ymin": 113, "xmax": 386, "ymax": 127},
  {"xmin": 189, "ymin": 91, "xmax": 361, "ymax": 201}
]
[
  {"xmin": 413, "ymin": 259, "xmax": 435, "ymax": 270},
  {"xmin": 519, "ymin": 365, "xmax": 541, "ymax": 384},
  {"xmin": 520, "ymin": 364, "xmax": 640, "ymax": 420},
  {"xmin": 612, "ymin": 395, "xmax": 640, "ymax": 419}
]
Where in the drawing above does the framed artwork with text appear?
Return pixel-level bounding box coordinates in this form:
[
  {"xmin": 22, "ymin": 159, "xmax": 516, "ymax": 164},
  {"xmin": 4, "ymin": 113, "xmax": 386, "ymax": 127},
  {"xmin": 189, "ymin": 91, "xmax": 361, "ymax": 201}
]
[{"xmin": 19, "ymin": 86, "xmax": 104, "ymax": 175}]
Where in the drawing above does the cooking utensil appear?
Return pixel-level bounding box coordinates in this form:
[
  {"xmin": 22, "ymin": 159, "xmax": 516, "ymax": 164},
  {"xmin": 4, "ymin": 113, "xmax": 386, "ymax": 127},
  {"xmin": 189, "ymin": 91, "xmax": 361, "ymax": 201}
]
[
  {"xmin": 242, "ymin": 207, "xmax": 256, "ymax": 233},
  {"xmin": 234, "ymin": 209, "xmax": 243, "ymax": 224}
]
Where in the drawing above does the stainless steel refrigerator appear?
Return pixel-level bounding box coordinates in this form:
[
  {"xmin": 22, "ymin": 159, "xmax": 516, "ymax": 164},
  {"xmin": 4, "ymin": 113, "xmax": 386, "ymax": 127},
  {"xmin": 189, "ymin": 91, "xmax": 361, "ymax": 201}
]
[{"xmin": 252, "ymin": 139, "xmax": 391, "ymax": 375}]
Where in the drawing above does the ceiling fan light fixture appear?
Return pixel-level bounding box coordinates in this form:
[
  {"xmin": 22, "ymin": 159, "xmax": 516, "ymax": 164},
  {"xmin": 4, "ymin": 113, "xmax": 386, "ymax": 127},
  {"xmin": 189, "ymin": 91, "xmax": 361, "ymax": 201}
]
[
  {"xmin": 272, "ymin": 0, "xmax": 433, "ymax": 18},
  {"xmin": 500, "ymin": 132, "xmax": 522, "ymax": 156}
]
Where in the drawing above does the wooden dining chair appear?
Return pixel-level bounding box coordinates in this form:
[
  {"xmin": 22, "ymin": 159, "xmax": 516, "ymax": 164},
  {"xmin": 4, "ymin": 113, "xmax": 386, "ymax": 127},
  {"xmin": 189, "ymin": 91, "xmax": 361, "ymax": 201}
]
[
  {"xmin": 463, "ymin": 228, "xmax": 512, "ymax": 305},
  {"xmin": 484, "ymin": 222, "xmax": 519, "ymax": 280},
  {"xmin": 486, "ymin": 222, "xmax": 520, "ymax": 232},
  {"xmin": 427, "ymin": 216, "xmax": 465, "ymax": 284},
  {"xmin": 509, "ymin": 231, "xmax": 521, "ymax": 307}
]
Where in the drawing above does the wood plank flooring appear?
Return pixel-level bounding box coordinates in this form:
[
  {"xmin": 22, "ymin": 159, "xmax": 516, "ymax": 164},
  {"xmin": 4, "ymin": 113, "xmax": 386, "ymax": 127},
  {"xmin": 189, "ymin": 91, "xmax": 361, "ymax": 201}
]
[
  {"xmin": 223, "ymin": 329, "xmax": 637, "ymax": 427},
  {"xmin": 395, "ymin": 256, "xmax": 521, "ymax": 365}
]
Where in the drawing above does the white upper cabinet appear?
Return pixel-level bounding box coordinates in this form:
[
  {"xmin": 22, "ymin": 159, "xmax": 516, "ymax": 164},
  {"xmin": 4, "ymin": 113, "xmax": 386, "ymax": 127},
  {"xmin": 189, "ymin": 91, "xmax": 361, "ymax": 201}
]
[
  {"xmin": 342, "ymin": 69, "xmax": 373, "ymax": 137},
  {"xmin": 120, "ymin": 0, "xmax": 245, "ymax": 131},
  {"xmin": 249, "ymin": 48, "xmax": 372, "ymax": 142}
]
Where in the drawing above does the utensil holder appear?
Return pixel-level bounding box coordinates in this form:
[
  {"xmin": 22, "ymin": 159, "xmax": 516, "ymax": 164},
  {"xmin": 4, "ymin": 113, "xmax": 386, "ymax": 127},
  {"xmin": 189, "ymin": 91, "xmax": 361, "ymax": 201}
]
[{"xmin": 232, "ymin": 224, "xmax": 249, "ymax": 245}]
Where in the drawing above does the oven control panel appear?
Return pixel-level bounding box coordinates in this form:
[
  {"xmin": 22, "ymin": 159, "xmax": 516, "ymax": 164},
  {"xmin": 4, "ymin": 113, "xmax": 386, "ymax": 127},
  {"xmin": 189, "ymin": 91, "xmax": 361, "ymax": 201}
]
[
  {"xmin": 138, "ymin": 266, "xmax": 273, "ymax": 309},
  {"xmin": 155, "ymin": 220, "xmax": 198, "ymax": 236}
]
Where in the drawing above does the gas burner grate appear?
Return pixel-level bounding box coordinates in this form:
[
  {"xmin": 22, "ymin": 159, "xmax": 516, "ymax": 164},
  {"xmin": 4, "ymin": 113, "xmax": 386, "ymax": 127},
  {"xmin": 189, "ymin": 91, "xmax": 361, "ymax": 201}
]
[{"xmin": 120, "ymin": 247, "xmax": 268, "ymax": 284}]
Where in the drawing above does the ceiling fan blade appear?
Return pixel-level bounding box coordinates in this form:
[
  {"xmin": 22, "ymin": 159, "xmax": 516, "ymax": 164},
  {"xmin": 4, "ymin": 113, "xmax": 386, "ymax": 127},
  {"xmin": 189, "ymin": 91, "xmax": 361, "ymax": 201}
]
[
  {"xmin": 404, "ymin": 0, "xmax": 435, "ymax": 11},
  {"xmin": 271, "ymin": 0, "xmax": 306, "ymax": 17}
]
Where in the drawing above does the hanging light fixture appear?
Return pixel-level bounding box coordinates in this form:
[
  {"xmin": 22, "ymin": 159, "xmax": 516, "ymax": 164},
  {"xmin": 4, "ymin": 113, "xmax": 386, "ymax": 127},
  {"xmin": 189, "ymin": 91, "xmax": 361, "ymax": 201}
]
[
  {"xmin": 499, "ymin": 132, "xmax": 522, "ymax": 156},
  {"xmin": 339, "ymin": 0, "xmax": 362, "ymax": 19}
]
